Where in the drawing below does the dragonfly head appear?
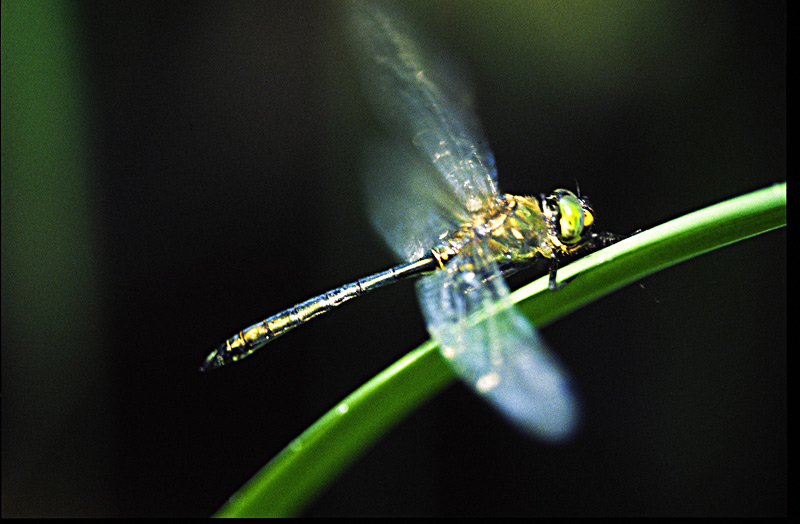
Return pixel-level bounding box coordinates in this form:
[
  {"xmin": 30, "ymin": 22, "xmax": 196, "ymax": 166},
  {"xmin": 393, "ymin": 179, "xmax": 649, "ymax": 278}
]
[{"xmin": 543, "ymin": 189, "xmax": 596, "ymax": 253}]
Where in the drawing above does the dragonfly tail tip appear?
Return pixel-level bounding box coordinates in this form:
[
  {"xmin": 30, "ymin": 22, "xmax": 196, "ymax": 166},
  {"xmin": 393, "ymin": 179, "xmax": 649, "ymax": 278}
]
[{"xmin": 199, "ymin": 351, "xmax": 225, "ymax": 373}]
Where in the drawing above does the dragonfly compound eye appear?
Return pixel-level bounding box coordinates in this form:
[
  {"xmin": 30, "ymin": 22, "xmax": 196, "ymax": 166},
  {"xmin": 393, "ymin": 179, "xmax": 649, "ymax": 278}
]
[{"xmin": 557, "ymin": 191, "xmax": 586, "ymax": 244}]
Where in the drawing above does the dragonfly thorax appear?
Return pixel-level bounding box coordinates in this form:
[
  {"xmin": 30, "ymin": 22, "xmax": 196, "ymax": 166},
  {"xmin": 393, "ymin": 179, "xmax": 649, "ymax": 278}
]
[{"xmin": 428, "ymin": 190, "xmax": 596, "ymax": 271}]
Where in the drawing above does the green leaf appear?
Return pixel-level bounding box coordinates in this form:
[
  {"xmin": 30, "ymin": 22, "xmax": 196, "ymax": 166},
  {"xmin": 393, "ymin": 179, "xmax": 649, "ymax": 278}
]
[{"xmin": 213, "ymin": 182, "xmax": 786, "ymax": 517}]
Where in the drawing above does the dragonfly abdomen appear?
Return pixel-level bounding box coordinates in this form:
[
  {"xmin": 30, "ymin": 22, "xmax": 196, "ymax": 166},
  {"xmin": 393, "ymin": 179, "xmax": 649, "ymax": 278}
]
[{"xmin": 200, "ymin": 256, "xmax": 438, "ymax": 371}]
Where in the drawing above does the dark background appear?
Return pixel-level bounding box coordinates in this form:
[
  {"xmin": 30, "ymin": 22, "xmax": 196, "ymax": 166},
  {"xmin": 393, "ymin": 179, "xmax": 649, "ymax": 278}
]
[{"xmin": 3, "ymin": 0, "xmax": 785, "ymax": 517}]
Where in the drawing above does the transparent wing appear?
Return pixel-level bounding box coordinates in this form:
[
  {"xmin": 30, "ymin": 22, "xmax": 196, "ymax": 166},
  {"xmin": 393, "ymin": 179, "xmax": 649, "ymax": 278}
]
[
  {"xmin": 361, "ymin": 140, "xmax": 473, "ymax": 262},
  {"xmin": 348, "ymin": 1, "xmax": 500, "ymax": 213},
  {"xmin": 416, "ymin": 238, "xmax": 580, "ymax": 441}
]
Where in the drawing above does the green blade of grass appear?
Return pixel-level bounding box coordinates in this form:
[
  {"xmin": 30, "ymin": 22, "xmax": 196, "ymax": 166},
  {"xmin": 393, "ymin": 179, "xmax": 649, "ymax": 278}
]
[{"xmin": 213, "ymin": 182, "xmax": 786, "ymax": 517}]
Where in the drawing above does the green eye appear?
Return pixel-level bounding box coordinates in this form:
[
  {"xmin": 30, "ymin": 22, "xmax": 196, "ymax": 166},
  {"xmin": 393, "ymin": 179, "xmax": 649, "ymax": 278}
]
[{"xmin": 558, "ymin": 192, "xmax": 585, "ymax": 243}]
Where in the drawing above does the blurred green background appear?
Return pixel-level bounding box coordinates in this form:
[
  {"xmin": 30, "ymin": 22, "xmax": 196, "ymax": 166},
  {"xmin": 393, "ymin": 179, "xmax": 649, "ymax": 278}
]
[{"xmin": 2, "ymin": 0, "xmax": 785, "ymax": 517}]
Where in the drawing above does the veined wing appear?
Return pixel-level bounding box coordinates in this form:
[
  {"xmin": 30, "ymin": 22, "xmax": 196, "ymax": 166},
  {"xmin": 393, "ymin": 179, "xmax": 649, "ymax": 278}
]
[
  {"xmin": 361, "ymin": 139, "xmax": 473, "ymax": 262},
  {"xmin": 348, "ymin": 1, "xmax": 499, "ymax": 213},
  {"xmin": 416, "ymin": 237, "xmax": 580, "ymax": 441}
]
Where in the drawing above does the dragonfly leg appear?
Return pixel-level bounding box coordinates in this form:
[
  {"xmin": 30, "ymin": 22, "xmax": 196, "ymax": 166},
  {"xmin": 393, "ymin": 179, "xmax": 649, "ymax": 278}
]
[{"xmin": 548, "ymin": 258, "xmax": 564, "ymax": 291}]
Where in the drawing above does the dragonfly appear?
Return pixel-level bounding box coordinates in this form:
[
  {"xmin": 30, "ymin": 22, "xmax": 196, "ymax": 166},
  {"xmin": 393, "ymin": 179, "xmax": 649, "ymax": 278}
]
[{"xmin": 200, "ymin": 2, "xmax": 619, "ymax": 441}]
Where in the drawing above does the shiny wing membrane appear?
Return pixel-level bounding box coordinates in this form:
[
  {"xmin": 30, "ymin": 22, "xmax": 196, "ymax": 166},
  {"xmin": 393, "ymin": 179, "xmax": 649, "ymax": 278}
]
[
  {"xmin": 416, "ymin": 237, "xmax": 580, "ymax": 441},
  {"xmin": 347, "ymin": 1, "xmax": 500, "ymax": 218},
  {"xmin": 361, "ymin": 140, "xmax": 472, "ymax": 262}
]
